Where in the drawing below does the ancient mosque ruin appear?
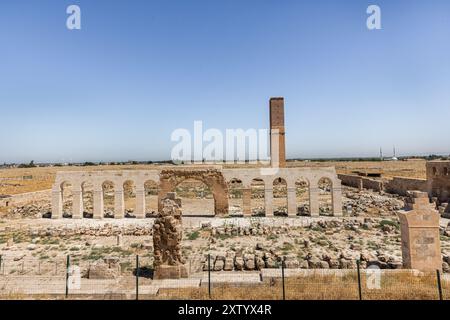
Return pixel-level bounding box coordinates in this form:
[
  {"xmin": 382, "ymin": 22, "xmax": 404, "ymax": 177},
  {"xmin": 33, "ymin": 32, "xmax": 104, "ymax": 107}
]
[
  {"xmin": 51, "ymin": 167, "xmax": 343, "ymax": 219},
  {"xmin": 51, "ymin": 98, "xmax": 343, "ymax": 219}
]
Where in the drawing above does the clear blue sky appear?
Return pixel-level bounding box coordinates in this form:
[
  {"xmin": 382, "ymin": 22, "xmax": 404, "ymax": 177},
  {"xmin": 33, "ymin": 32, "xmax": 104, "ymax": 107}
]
[{"xmin": 1, "ymin": 0, "xmax": 450, "ymax": 163}]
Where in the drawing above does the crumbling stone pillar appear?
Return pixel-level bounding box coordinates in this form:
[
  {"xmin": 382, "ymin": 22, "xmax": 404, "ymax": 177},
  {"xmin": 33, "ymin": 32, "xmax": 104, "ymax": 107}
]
[
  {"xmin": 264, "ymin": 188, "xmax": 273, "ymax": 216},
  {"xmin": 332, "ymin": 181, "xmax": 343, "ymax": 217},
  {"xmin": 153, "ymin": 193, "xmax": 188, "ymax": 279},
  {"xmin": 242, "ymin": 188, "xmax": 252, "ymax": 215},
  {"xmin": 397, "ymin": 191, "xmax": 442, "ymax": 272},
  {"xmin": 135, "ymin": 186, "xmax": 145, "ymax": 219},
  {"xmin": 287, "ymin": 186, "xmax": 297, "ymax": 217},
  {"xmin": 309, "ymin": 187, "xmax": 319, "ymax": 217},
  {"xmin": 51, "ymin": 185, "xmax": 62, "ymax": 219},
  {"xmin": 93, "ymin": 187, "xmax": 104, "ymax": 219},
  {"xmin": 114, "ymin": 186, "xmax": 124, "ymax": 219},
  {"xmin": 72, "ymin": 186, "xmax": 83, "ymax": 219}
]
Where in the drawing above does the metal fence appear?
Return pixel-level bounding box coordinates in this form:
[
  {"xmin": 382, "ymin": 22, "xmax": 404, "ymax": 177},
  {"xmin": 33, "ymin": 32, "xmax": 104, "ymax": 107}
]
[{"xmin": 0, "ymin": 254, "xmax": 448, "ymax": 300}]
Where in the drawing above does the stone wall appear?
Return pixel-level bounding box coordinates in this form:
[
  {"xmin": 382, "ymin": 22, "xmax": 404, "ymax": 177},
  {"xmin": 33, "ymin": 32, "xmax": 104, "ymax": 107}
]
[
  {"xmin": 337, "ymin": 174, "xmax": 362, "ymax": 189},
  {"xmin": 338, "ymin": 174, "xmax": 383, "ymax": 192},
  {"xmin": 384, "ymin": 177, "xmax": 428, "ymax": 196},
  {"xmin": 0, "ymin": 189, "xmax": 51, "ymax": 207},
  {"xmin": 362, "ymin": 178, "xmax": 383, "ymax": 191}
]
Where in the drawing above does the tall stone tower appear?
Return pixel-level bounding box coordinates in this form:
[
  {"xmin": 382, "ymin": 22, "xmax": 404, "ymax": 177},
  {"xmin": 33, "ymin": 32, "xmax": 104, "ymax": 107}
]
[{"xmin": 269, "ymin": 97, "xmax": 286, "ymax": 168}]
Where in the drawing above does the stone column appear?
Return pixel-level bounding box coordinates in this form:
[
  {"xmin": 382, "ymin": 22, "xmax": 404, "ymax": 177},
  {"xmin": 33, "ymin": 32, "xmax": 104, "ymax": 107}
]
[
  {"xmin": 93, "ymin": 187, "xmax": 104, "ymax": 219},
  {"xmin": 135, "ymin": 186, "xmax": 146, "ymax": 219},
  {"xmin": 51, "ymin": 185, "xmax": 62, "ymax": 219},
  {"xmin": 332, "ymin": 181, "xmax": 343, "ymax": 217},
  {"xmin": 287, "ymin": 186, "xmax": 297, "ymax": 217},
  {"xmin": 242, "ymin": 188, "xmax": 252, "ymax": 216},
  {"xmin": 397, "ymin": 191, "xmax": 442, "ymax": 272},
  {"xmin": 72, "ymin": 186, "xmax": 83, "ymax": 219},
  {"xmin": 114, "ymin": 186, "xmax": 125, "ymax": 219},
  {"xmin": 264, "ymin": 188, "xmax": 273, "ymax": 217},
  {"xmin": 309, "ymin": 186, "xmax": 319, "ymax": 217}
]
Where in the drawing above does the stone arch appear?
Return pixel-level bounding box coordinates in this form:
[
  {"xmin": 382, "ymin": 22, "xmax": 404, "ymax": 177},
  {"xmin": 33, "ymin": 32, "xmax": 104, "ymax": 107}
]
[
  {"xmin": 250, "ymin": 178, "xmax": 265, "ymax": 216},
  {"xmin": 227, "ymin": 178, "xmax": 244, "ymax": 215},
  {"xmin": 174, "ymin": 178, "xmax": 214, "ymax": 215},
  {"xmin": 123, "ymin": 179, "xmax": 136, "ymax": 217},
  {"xmin": 158, "ymin": 169, "xmax": 228, "ymax": 216},
  {"xmin": 318, "ymin": 177, "xmax": 333, "ymax": 216},
  {"xmin": 295, "ymin": 177, "xmax": 310, "ymax": 216},
  {"xmin": 144, "ymin": 179, "xmax": 160, "ymax": 216},
  {"xmin": 273, "ymin": 177, "xmax": 288, "ymax": 216},
  {"xmin": 81, "ymin": 181, "xmax": 94, "ymax": 218},
  {"xmin": 60, "ymin": 181, "xmax": 73, "ymax": 218},
  {"xmin": 102, "ymin": 180, "xmax": 115, "ymax": 218}
]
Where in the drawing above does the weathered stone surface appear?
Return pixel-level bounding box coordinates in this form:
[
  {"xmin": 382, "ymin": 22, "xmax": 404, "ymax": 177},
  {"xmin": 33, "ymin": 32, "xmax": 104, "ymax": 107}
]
[
  {"xmin": 397, "ymin": 191, "xmax": 442, "ymax": 272},
  {"xmin": 153, "ymin": 194, "xmax": 188, "ymax": 279}
]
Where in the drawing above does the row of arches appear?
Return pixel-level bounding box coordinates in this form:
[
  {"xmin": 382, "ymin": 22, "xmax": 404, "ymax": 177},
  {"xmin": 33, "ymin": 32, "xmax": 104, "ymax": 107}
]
[
  {"xmin": 227, "ymin": 177, "xmax": 333, "ymax": 216},
  {"xmin": 60, "ymin": 180, "xmax": 160, "ymax": 218},
  {"xmin": 58, "ymin": 177, "xmax": 335, "ymax": 218}
]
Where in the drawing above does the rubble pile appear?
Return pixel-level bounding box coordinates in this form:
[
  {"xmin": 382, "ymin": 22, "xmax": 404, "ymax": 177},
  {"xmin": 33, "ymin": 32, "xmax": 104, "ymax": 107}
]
[{"xmin": 343, "ymin": 188, "xmax": 405, "ymax": 216}]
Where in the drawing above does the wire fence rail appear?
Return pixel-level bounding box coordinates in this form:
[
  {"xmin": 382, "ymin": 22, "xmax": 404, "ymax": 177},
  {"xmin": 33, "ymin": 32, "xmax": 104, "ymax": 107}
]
[{"xmin": 0, "ymin": 254, "xmax": 448, "ymax": 300}]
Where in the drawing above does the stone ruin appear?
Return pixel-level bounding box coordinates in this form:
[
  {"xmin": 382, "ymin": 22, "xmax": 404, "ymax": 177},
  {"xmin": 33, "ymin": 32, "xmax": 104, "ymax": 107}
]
[
  {"xmin": 397, "ymin": 191, "xmax": 442, "ymax": 272},
  {"xmin": 51, "ymin": 166, "xmax": 343, "ymax": 218},
  {"xmin": 153, "ymin": 192, "xmax": 188, "ymax": 279}
]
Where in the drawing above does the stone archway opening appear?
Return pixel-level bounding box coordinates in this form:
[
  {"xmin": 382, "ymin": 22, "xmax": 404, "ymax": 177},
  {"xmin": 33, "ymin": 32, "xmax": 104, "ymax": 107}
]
[
  {"xmin": 144, "ymin": 180, "xmax": 159, "ymax": 217},
  {"xmin": 123, "ymin": 180, "xmax": 136, "ymax": 218},
  {"xmin": 158, "ymin": 169, "xmax": 229, "ymax": 216},
  {"xmin": 102, "ymin": 181, "xmax": 115, "ymax": 218},
  {"xmin": 61, "ymin": 181, "xmax": 73, "ymax": 218},
  {"xmin": 228, "ymin": 178, "xmax": 244, "ymax": 216},
  {"xmin": 174, "ymin": 178, "xmax": 214, "ymax": 215},
  {"xmin": 81, "ymin": 181, "xmax": 94, "ymax": 218},
  {"xmin": 251, "ymin": 178, "xmax": 265, "ymax": 216},
  {"xmin": 273, "ymin": 177, "xmax": 288, "ymax": 216},
  {"xmin": 318, "ymin": 177, "xmax": 333, "ymax": 216},
  {"xmin": 296, "ymin": 179, "xmax": 310, "ymax": 216}
]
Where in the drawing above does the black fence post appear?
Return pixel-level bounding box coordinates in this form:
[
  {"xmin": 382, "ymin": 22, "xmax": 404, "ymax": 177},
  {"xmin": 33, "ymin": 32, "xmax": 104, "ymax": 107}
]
[
  {"xmin": 136, "ymin": 255, "xmax": 139, "ymax": 300},
  {"xmin": 281, "ymin": 256, "xmax": 286, "ymax": 300},
  {"xmin": 356, "ymin": 260, "xmax": 362, "ymax": 300},
  {"xmin": 65, "ymin": 255, "xmax": 70, "ymax": 298},
  {"xmin": 208, "ymin": 253, "xmax": 211, "ymax": 299},
  {"xmin": 437, "ymin": 269, "xmax": 443, "ymax": 301}
]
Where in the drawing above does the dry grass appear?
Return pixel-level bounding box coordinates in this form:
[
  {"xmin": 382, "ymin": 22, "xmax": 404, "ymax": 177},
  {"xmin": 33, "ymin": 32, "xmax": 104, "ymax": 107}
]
[
  {"xmin": 287, "ymin": 160, "xmax": 427, "ymax": 180},
  {"xmin": 156, "ymin": 272, "xmax": 447, "ymax": 300}
]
